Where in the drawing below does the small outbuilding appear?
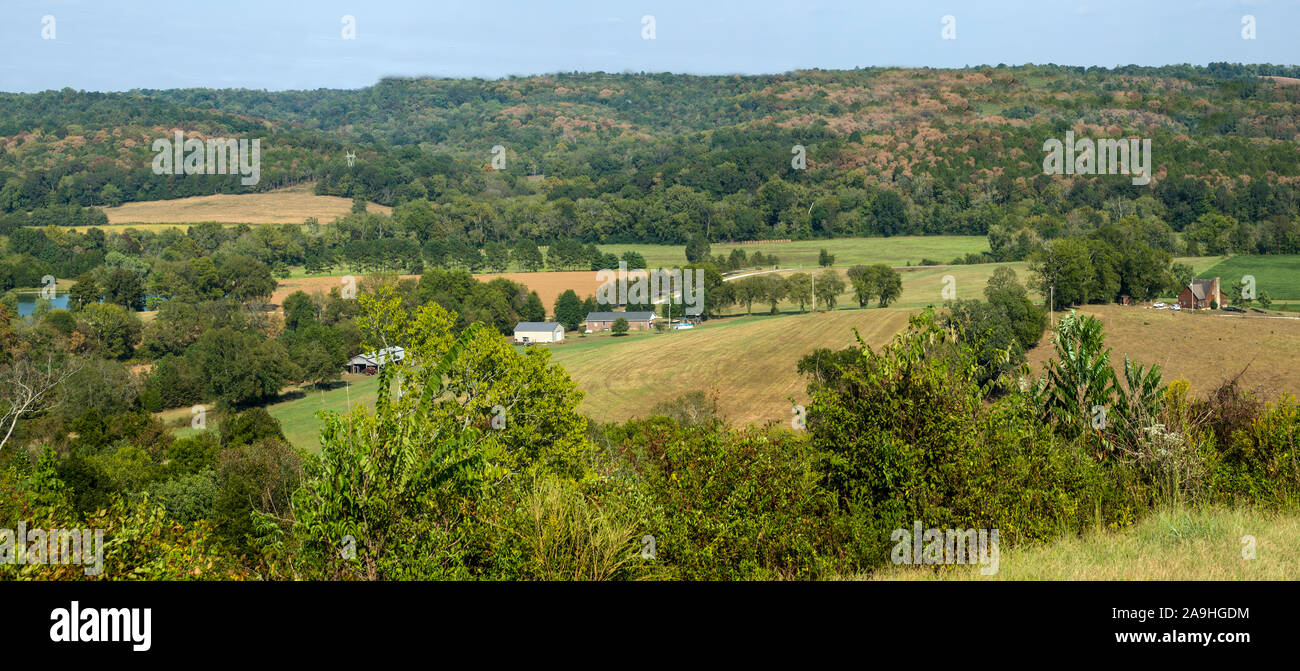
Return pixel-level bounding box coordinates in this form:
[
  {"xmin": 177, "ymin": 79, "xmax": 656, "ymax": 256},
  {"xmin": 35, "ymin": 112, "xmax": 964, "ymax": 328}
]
[
  {"xmin": 346, "ymin": 346, "xmax": 405, "ymax": 375},
  {"xmin": 513, "ymin": 321, "xmax": 565, "ymax": 344}
]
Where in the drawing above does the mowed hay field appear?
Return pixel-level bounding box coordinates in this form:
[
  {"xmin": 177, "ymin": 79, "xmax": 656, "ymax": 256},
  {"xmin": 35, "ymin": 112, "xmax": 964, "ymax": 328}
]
[
  {"xmin": 599, "ymin": 235, "xmax": 989, "ymax": 269},
  {"xmin": 269, "ymin": 270, "xmax": 623, "ymax": 308},
  {"xmin": 95, "ymin": 188, "xmax": 391, "ymax": 228},
  {"xmin": 1026, "ymin": 304, "xmax": 1300, "ymax": 399},
  {"xmin": 474, "ymin": 270, "xmax": 648, "ymax": 310},
  {"xmin": 271, "ymin": 274, "xmax": 419, "ymax": 305},
  {"xmin": 548, "ymin": 308, "xmax": 914, "ymax": 425}
]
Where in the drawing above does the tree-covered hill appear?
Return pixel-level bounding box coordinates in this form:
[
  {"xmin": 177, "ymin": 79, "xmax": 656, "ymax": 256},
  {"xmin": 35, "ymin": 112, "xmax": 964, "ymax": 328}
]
[{"xmin": 2, "ymin": 63, "xmax": 1300, "ymax": 246}]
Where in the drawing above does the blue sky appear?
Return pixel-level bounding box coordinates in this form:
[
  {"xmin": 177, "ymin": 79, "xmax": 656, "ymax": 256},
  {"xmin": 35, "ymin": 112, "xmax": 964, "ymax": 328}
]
[{"xmin": 1, "ymin": 0, "xmax": 1296, "ymax": 92}]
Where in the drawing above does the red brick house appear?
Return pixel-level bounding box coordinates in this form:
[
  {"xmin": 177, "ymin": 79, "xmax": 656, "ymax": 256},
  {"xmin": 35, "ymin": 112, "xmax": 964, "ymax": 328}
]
[
  {"xmin": 584, "ymin": 311, "xmax": 656, "ymax": 332},
  {"xmin": 1177, "ymin": 277, "xmax": 1224, "ymax": 310}
]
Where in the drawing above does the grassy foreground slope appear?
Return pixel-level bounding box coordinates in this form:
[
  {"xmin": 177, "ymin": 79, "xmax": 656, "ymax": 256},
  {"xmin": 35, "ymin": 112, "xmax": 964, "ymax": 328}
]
[{"xmin": 870, "ymin": 506, "xmax": 1299, "ymax": 580}]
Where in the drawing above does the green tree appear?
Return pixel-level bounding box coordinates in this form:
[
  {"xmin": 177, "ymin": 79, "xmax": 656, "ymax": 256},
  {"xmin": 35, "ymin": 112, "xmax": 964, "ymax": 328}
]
[
  {"xmin": 1029, "ymin": 237, "xmax": 1094, "ymax": 309},
  {"xmin": 726, "ymin": 248, "xmax": 747, "ymax": 270},
  {"xmin": 846, "ymin": 265, "xmax": 872, "ymax": 307},
  {"xmin": 734, "ymin": 276, "xmax": 764, "ymax": 315},
  {"xmin": 281, "ymin": 290, "xmax": 317, "ymax": 331},
  {"xmin": 620, "ymin": 251, "xmax": 647, "ymax": 270},
  {"xmin": 483, "ymin": 241, "xmax": 511, "ymax": 272},
  {"xmin": 553, "ymin": 289, "xmax": 584, "ymax": 331},
  {"xmin": 815, "ymin": 269, "xmax": 846, "ymax": 310},
  {"xmin": 862, "ymin": 264, "xmax": 903, "ymax": 308},
  {"xmin": 945, "ymin": 299, "xmax": 1023, "ymax": 389},
  {"xmin": 983, "ymin": 266, "xmax": 1046, "ymax": 350},
  {"xmin": 513, "ymin": 240, "xmax": 544, "ymax": 272},
  {"xmin": 522, "ymin": 291, "xmax": 546, "ymax": 322},
  {"xmin": 216, "ymin": 254, "xmax": 276, "ymax": 302},
  {"xmin": 1167, "ymin": 263, "xmax": 1195, "ymax": 298},
  {"xmin": 297, "ymin": 341, "xmax": 344, "ymax": 388},
  {"xmin": 760, "ymin": 275, "xmax": 787, "ymax": 314},
  {"xmin": 685, "ymin": 234, "xmax": 711, "ymax": 263},
  {"xmin": 1229, "ymin": 278, "xmax": 1255, "ymax": 308},
  {"xmin": 870, "ymin": 190, "xmax": 908, "ymax": 236},
  {"xmin": 102, "ymin": 269, "xmax": 145, "ymax": 311},
  {"xmin": 194, "ymin": 328, "xmax": 299, "ymax": 407},
  {"xmin": 80, "ymin": 302, "xmax": 142, "ymax": 360},
  {"xmin": 69, "ymin": 273, "xmax": 101, "ymax": 311},
  {"xmin": 215, "ymin": 438, "xmax": 302, "ymax": 551},
  {"xmin": 785, "ymin": 273, "xmax": 813, "ymax": 312},
  {"xmin": 219, "ymin": 407, "xmax": 287, "ymax": 448},
  {"xmin": 611, "ymin": 317, "xmax": 630, "ymax": 335}
]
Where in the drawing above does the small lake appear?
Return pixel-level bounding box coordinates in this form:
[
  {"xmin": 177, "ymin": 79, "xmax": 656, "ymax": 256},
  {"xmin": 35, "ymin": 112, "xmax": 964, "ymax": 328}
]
[{"xmin": 16, "ymin": 293, "xmax": 70, "ymax": 317}]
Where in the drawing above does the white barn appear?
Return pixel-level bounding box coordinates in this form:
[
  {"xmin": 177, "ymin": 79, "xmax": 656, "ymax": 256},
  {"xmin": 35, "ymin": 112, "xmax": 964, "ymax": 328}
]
[{"xmin": 513, "ymin": 321, "xmax": 565, "ymax": 344}]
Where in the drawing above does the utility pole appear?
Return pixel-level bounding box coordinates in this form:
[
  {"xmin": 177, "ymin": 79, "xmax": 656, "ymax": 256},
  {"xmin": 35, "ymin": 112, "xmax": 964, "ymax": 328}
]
[
  {"xmin": 811, "ymin": 271, "xmax": 816, "ymax": 313},
  {"xmin": 1050, "ymin": 285, "xmax": 1055, "ymax": 327}
]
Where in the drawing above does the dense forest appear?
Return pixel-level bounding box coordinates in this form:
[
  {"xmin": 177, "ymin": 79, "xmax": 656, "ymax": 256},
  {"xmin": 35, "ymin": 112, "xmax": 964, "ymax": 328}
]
[{"xmin": 3, "ymin": 63, "xmax": 1300, "ymax": 248}]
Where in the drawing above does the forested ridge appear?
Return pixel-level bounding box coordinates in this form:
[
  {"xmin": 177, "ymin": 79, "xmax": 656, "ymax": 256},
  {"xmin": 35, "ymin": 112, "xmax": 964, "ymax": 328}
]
[{"xmin": 3, "ymin": 63, "xmax": 1299, "ymax": 248}]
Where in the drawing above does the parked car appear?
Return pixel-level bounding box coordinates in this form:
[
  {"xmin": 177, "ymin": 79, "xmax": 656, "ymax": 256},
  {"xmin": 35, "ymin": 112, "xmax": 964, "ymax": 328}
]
[
  {"xmin": 1153, "ymin": 302, "xmax": 1167, "ymax": 309},
  {"xmin": 1223, "ymin": 306, "xmax": 1246, "ymax": 313},
  {"xmin": 1171, "ymin": 304, "xmax": 1181, "ymax": 311}
]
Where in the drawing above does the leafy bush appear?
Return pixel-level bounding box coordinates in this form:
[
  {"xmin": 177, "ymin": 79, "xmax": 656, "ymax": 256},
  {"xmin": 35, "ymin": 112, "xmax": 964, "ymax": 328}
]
[
  {"xmin": 146, "ymin": 469, "xmax": 219, "ymax": 525},
  {"xmin": 601, "ymin": 417, "xmax": 847, "ymax": 580},
  {"xmin": 1213, "ymin": 397, "xmax": 1300, "ymax": 504},
  {"xmin": 219, "ymin": 407, "xmax": 286, "ymax": 448},
  {"xmin": 806, "ymin": 311, "xmax": 1141, "ymax": 569}
]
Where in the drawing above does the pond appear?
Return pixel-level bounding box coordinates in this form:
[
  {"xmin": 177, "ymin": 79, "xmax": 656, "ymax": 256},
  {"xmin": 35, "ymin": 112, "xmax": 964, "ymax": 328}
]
[{"xmin": 16, "ymin": 293, "xmax": 71, "ymax": 317}]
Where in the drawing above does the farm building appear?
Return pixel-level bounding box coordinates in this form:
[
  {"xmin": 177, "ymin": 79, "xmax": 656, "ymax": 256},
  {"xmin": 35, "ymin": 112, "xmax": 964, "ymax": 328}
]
[
  {"xmin": 346, "ymin": 346, "xmax": 405, "ymax": 374},
  {"xmin": 585, "ymin": 311, "xmax": 656, "ymax": 332},
  {"xmin": 513, "ymin": 321, "xmax": 565, "ymax": 344},
  {"xmin": 1177, "ymin": 277, "xmax": 1225, "ymax": 310}
]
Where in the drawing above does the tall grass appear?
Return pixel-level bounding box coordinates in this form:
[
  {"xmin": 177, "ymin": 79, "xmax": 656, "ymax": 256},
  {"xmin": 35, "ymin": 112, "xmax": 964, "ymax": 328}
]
[
  {"xmin": 512, "ymin": 478, "xmax": 643, "ymax": 581},
  {"xmin": 867, "ymin": 506, "xmax": 1300, "ymax": 580}
]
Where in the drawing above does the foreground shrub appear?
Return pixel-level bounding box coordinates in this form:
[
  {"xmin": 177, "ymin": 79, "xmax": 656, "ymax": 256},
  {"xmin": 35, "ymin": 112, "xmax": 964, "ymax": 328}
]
[
  {"xmin": 601, "ymin": 417, "xmax": 847, "ymax": 580},
  {"xmin": 1214, "ymin": 396, "xmax": 1300, "ymax": 505},
  {"xmin": 1, "ymin": 451, "xmax": 248, "ymax": 580},
  {"xmin": 807, "ymin": 311, "xmax": 1141, "ymax": 570}
]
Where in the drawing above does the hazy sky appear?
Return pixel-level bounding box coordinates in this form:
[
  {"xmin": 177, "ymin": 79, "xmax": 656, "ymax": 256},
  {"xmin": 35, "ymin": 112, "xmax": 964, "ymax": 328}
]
[{"xmin": 1, "ymin": 0, "xmax": 1296, "ymax": 92}]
